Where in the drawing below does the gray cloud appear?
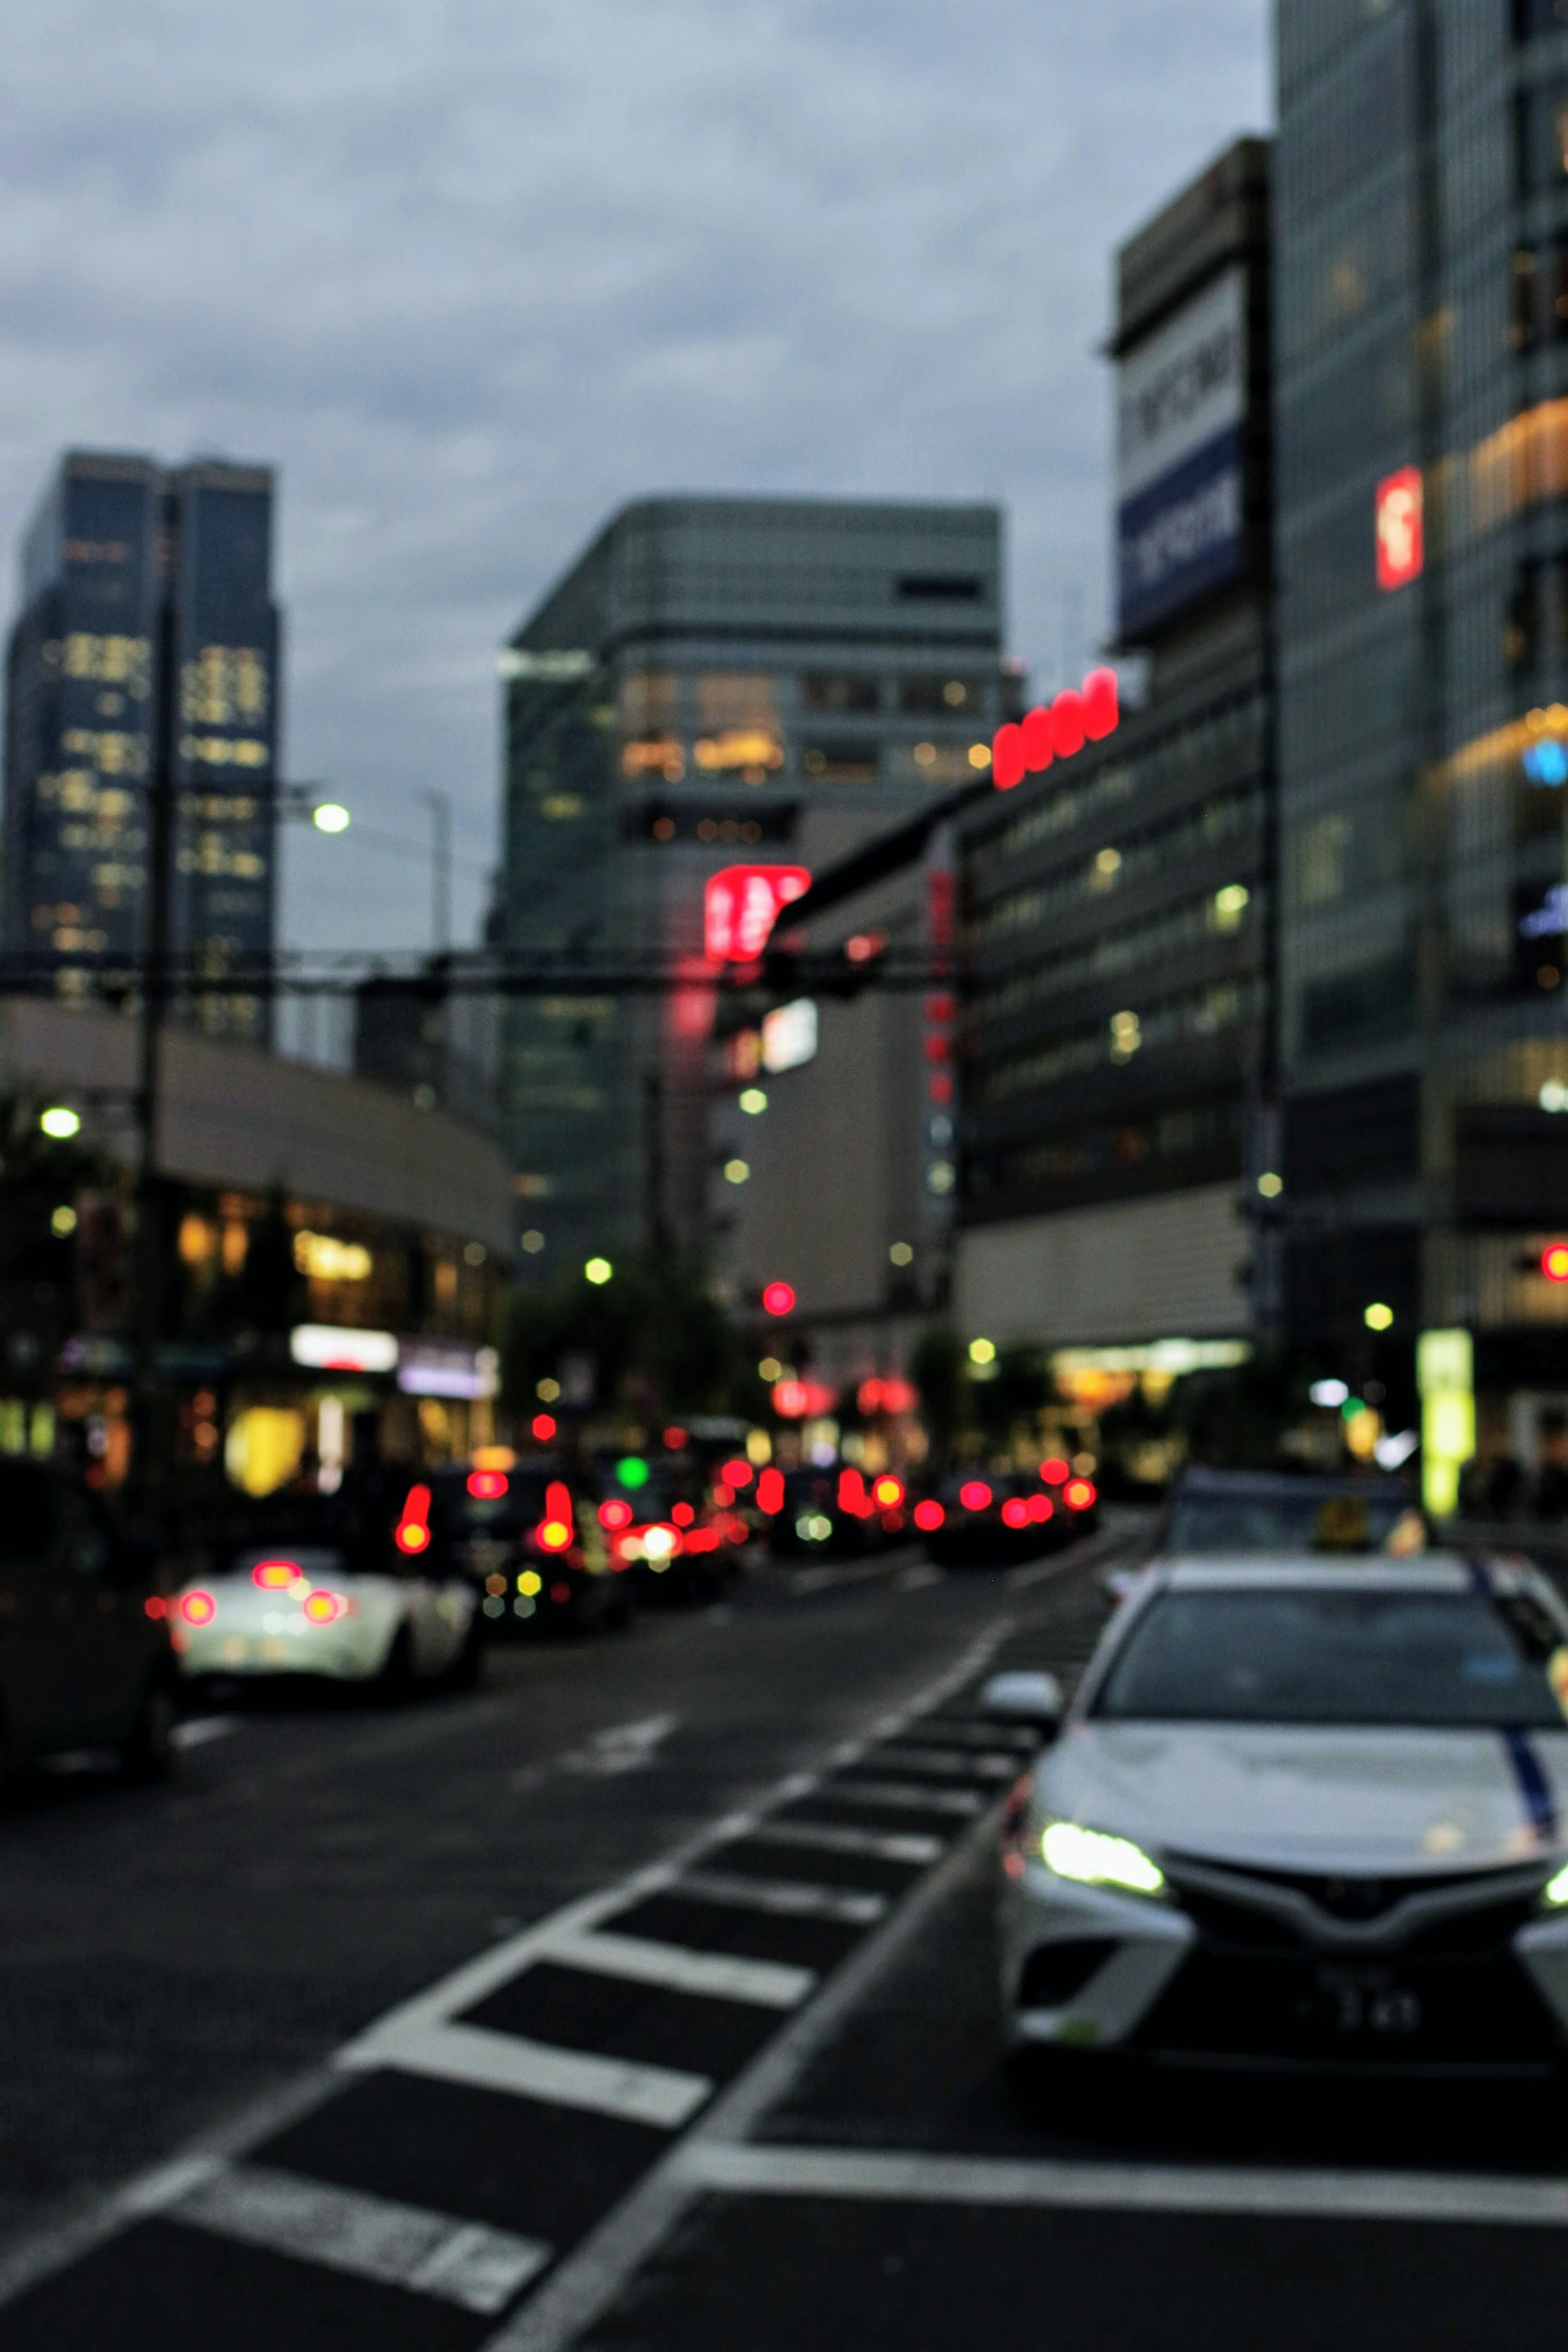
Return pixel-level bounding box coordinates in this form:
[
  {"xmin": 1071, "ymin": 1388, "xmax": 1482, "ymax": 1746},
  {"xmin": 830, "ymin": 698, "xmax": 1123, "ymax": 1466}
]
[{"xmin": 0, "ymin": 0, "xmax": 1268, "ymax": 958}]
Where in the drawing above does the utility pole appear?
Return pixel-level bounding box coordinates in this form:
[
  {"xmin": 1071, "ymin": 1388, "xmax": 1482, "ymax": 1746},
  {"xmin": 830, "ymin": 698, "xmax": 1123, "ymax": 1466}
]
[{"xmin": 131, "ymin": 624, "xmax": 178, "ymax": 1509}]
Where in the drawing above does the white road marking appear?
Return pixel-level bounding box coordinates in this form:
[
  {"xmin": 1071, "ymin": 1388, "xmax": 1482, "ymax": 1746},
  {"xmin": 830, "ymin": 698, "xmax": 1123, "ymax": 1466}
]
[
  {"xmin": 678, "ymin": 1870, "xmax": 888, "ymax": 1926},
  {"xmin": 740, "ymin": 1820, "xmax": 945, "ymax": 1864},
  {"xmin": 175, "ymin": 2163, "xmax": 551, "ymax": 2312},
  {"xmin": 561, "ymin": 1714, "xmax": 679, "ymax": 1777},
  {"xmin": 343, "ymin": 2019, "xmax": 712, "ymax": 2131},
  {"xmin": 817, "ymin": 1777, "xmax": 985, "ymax": 1816},
  {"xmin": 668, "ymin": 2140, "xmax": 1568, "ymax": 2229},
  {"xmin": 895, "ymin": 1565, "xmax": 943, "ymax": 1592},
  {"xmin": 870, "ymin": 1746, "xmax": 1019, "ymax": 1780},
  {"xmin": 171, "ymin": 1715, "xmax": 243, "ymax": 1751},
  {"xmin": 542, "ymin": 1928, "xmax": 815, "ymax": 2011}
]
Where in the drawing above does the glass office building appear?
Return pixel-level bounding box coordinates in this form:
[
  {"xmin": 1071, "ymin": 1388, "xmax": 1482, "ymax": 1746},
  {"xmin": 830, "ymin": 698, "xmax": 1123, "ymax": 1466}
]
[
  {"xmin": 956, "ymin": 141, "xmax": 1275, "ymax": 1360},
  {"xmin": 1275, "ymin": 1, "xmax": 1568, "ymax": 1456},
  {"xmin": 3, "ymin": 451, "xmax": 280, "ymax": 1038},
  {"xmin": 498, "ymin": 496, "xmax": 1003, "ymax": 1273}
]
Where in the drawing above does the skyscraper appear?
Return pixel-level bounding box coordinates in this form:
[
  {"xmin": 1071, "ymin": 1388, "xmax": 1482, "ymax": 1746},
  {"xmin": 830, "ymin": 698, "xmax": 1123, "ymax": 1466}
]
[
  {"xmin": 1273, "ymin": 1, "xmax": 1568, "ymax": 1466},
  {"xmin": 3, "ymin": 450, "xmax": 280, "ymax": 1037},
  {"xmin": 498, "ymin": 495, "xmax": 1004, "ymax": 1275}
]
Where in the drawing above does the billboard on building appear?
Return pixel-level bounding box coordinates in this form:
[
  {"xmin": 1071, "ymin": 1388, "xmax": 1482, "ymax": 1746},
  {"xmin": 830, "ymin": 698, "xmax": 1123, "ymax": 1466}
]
[{"xmin": 1117, "ymin": 265, "xmax": 1247, "ymax": 640}]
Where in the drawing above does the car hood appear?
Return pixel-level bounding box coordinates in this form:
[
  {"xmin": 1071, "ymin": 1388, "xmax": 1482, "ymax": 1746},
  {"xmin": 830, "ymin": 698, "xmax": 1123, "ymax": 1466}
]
[{"xmin": 1038, "ymin": 1720, "xmax": 1568, "ymax": 1875}]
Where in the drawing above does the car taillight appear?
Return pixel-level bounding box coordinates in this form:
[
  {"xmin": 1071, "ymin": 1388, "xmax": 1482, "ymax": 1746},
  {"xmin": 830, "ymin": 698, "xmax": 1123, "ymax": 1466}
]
[
  {"xmin": 837, "ymin": 1467, "xmax": 870, "ymax": 1518},
  {"xmin": 670, "ymin": 1500, "xmax": 695, "ymax": 1527},
  {"xmin": 1001, "ymin": 1498, "xmax": 1029, "ymax": 1529},
  {"xmin": 253, "ymin": 1559, "xmax": 301, "ymax": 1590},
  {"xmin": 1040, "ymin": 1458, "xmax": 1070, "ymax": 1485},
  {"xmin": 180, "ymin": 1591, "xmax": 216, "ymax": 1626},
  {"xmin": 538, "ymin": 1519, "xmax": 572, "ymax": 1551},
  {"xmin": 757, "ymin": 1467, "xmax": 785, "ymax": 1515},
  {"xmin": 1026, "ymin": 1493, "xmax": 1053, "ymax": 1524},
  {"xmin": 302, "ymin": 1590, "xmax": 349, "ymax": 1623},
  {"xmin": 913, "ymin": 1499, "xmax": 945, "ymax": 1531},
  {"xmin": 537, "ymin": 1479, "xmax": 575, "ymax": 1551},
  {"xmin": 144, "ymin": 1594, "xmax": 167, "ymax": 1620},
  {"xmin": 395, "ymin": 1484, "xmax": 433, "ymax": 1554},
  {"xmin": 959, "ymin": 1480, "xmax": 993, "ymax": 1512},
  {"xmin": 872, "ymin": 1474, "xmax": 905, "ymax": 1509},
  {"xmin": 1065, "ymin": 1478, "xmax": 1096, "ymax": 1510},
  {"xmin": 599, "ymin": 1499, "xmax": 633, "ymax": 1530},
  {"xmin": 468, "ymin": 1469, "xmax": 508, "ymax": 1500}
]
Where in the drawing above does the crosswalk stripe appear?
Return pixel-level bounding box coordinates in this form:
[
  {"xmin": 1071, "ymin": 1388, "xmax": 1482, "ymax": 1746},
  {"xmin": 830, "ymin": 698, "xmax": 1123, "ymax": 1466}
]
[
  {"xmin": 542, "ymin": 1928, "xmax": 815, "ymax": 2010},
  {"xmin": 174, "ymin": 2163, "xmax": 551, "ymax": 2313},
  {"xmin": 871, "ymin": 1746, "xmax": 1019, "ymax": 1779},
  {"xmin": 677, "ymin": 1870, "xmax": 888, "ymax": 1926},
  {"xmin": 339, "ymin": 2019, "xmax": 712, "ymax": 2130},
  {"xmin": 741, "ymin": 1820, "xmax": 945, "ymax": 1864},
  {"xmin": 820, "ymin": 1777, "xmax": 986, "ymax": 1816}
]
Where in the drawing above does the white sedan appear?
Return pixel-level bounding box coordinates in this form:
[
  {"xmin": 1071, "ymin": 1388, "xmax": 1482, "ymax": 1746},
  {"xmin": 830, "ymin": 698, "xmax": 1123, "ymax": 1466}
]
[
  {"xmin": 174, "ymin": 1542, "xmax": 480, "ymax": 1693},
  {"xmin": 990, "ymin": 1557, "xmax": 1568, "ymax": 2076}
]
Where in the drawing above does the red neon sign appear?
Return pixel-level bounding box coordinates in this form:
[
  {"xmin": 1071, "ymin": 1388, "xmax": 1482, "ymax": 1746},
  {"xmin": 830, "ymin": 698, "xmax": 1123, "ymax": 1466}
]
[
  {"xmin": 1376, "ymin": 467, "xmax": 1423, "ymax": 592},
  {"xmin": 704, "ymin": 865, "xmax": 811, "ymax": 962},
  {"xmin": 991, "ymin": 668, "xmax": 1119, "ymax": 791}
]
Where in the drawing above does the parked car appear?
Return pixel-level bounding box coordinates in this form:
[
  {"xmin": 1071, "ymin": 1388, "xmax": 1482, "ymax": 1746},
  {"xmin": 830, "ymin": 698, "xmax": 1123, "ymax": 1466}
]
[
  {"xmin": 174, "ymin": 1469, "xmax": 483, "ymax": 1694},
  {"xmin": 917, "ymin": 1464, "xmax": 1098, "ymax": 1566},
  {"xmin": 431, "ymin": 1460, "xmax": 632, "ymax": 1634},
  {"xmin": 0, "ymin": 1459, "xmax": 176, "ymax": 1783}
]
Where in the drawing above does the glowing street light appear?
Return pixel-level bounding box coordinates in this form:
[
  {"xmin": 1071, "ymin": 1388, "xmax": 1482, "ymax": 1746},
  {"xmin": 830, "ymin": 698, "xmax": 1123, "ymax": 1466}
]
[
  {"xmin": 585, "ymin": 1257, "xmax": 613, "ymax": 1286},
  {"xmin": 39, "ymin": 1106, "xmax": 80, "ymax": 1139},
  {"xmin": 312, "ymin": 802, "xmax": 351, "ymax": 834}
]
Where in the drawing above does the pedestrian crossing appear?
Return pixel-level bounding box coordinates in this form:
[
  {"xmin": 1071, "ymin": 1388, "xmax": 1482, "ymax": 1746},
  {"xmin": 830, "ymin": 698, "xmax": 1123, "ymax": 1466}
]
[{"xmin": 0, "ymin": 1618, "xmax": 1043, "ymax": 2352}]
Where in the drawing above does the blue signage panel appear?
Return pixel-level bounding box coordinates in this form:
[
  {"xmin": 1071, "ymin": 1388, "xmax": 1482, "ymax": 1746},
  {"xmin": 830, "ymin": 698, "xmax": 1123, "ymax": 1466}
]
[{"xmin": 1117, "ymin": 425, "xmax": 1244, "ymax": 641}]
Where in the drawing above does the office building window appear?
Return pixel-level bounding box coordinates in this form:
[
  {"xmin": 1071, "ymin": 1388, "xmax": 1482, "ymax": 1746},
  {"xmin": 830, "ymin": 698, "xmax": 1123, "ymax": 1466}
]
[
  {"xmin": 619, "ymin": 671, "xmax": 679, "ymax": 732},
  {"xmin": 900, "ymin": 675, "xmax": 982, "ymax": 715},
  {"xmin": 801, "ymin": 741, "xmax": 879, "ymax": 783},
  {"xmin": 1519, "ymin": 83, "xmax": 1568, "ymax": 194},
  {"xmin": 800, "ymin": 673, "xmax": 879, "ymax": 714},
  {"xmin": 693, "ymin": 673, "xmax": 782, "ymax": 779},
  {"xmin": 1516, "ymin": 0, "xmax": 1568, "ymax": 42}
]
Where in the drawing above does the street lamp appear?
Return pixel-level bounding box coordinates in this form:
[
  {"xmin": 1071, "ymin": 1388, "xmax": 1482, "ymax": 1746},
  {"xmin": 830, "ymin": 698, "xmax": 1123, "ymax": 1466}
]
[
  {"xmin": 311, "ymin": 802, "xmax": 351, "ymax": 834},
  {"xmin": 39, "ymin": 1106, "xmax": 81, "ymax": 1139}
]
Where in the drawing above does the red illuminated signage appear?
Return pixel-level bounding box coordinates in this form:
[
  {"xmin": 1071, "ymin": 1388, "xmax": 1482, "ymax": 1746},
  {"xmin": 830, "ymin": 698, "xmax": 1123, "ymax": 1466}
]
[
  {"xmin": 991, "ymin": 668, "xmax": 1120, "ymax": 792},
  {"xmin": 1376, "ymin": 467, "xmax": 1423, "ymax": 592},
  {"xmin": 704, "ymin": 865, "xmax": 811, "ymax": 962}
]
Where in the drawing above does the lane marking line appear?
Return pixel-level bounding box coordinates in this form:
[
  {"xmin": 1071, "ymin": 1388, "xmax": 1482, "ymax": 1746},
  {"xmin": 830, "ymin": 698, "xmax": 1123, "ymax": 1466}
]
[
  {"xmin": 737, "ymin": 1821, "xmax": 945, "ymax": 1865},
  {"xmin": 541, "ymin": 1929, "xmax": 815, "ymax": 2011},
  {"xmin": 811, "ymin": 1778, "xmax": 986, "ymax": 1817},
  {"xmin": 174, "ymin": 2163, "xmax": 552, "ymax": 2313},
  {"xmin": 868, "ymin": 1746, "xmax": 1020, "ymax": 1780},
  {"xmin": 676, "ymin": 1870, "xmax": 888, "ymax": 1926},
  {"xmin": 341, "ymin": 2020, "xmax": 713, "ymax": 2132},
  {"xmin": 171, "ymin": 1717, "xmax": 243, "ymax": 1751},
  {"xmin": 668, "ymin": 2140, "xmax": 1568, "ymax": 2229}
]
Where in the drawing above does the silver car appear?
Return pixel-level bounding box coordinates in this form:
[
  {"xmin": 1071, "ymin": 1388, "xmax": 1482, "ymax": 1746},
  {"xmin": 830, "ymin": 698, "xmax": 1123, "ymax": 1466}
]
[{"xmin": 990, "ymin": 1557, "xmax": 1568, "ymax": 2076}]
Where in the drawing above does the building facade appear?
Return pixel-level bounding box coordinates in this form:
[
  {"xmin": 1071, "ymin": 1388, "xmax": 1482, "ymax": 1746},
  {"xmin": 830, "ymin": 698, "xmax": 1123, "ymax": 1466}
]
[
  {"xmin": 4, "ymin": 450, "xmax": 280, "ymax": 1038},
  {"xmin": 1274, "ymin": 1, "xmax": 1568, "ymax": 1474},
  {"xmin": 497, "ymin": 496, "xmax": 1004, "ymax": 1275},
  {"xmin": 954, "ymin": 139, "xmax": 1274, "ymax": 1370}
]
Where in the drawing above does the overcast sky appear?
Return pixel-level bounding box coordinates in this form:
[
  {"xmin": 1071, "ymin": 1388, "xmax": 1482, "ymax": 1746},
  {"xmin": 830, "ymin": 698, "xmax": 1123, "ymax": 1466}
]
[{"xmin": 0, "ymin": 0, "xmax": 1269, "ymax": 967}]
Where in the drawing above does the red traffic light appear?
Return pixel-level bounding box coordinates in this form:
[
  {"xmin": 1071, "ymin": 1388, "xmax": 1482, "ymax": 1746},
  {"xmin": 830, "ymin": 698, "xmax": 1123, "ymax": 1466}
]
[
  {"xmin": 1544, "ymin": 1243, "xmax": 1568, "ymax": 1284},
  {"xmin": 762, "ymin": 1281, "xmax": 796, "ymax": 1317}
]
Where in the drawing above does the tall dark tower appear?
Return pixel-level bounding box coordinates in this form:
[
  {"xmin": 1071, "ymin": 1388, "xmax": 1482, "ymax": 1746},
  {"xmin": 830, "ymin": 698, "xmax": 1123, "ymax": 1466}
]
[{"xmin": 2, "ymin": 449, "xmax": 280, "ymax": 1038}]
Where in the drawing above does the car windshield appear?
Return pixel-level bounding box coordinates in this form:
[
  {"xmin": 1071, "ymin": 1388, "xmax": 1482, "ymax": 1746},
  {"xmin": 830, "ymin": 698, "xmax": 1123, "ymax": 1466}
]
[
  {"xmin": 1164, "ymin": 1491, "xmax": 1423, "ymax": 1555},
  {"xmin": 1092, "ymin": 1586, "xmax": 1568, "ymax": 1729}
]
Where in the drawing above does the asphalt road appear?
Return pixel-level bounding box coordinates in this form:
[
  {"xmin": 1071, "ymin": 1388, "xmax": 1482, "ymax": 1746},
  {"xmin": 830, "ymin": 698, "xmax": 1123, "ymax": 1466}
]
[{"xmin": 3, "ymin": 1522, "xmax": 1566, "ymax": 2351}]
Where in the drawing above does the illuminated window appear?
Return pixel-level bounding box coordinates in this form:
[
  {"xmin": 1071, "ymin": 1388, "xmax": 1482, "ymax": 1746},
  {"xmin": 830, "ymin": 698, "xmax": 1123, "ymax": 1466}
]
[
  {"xmin": 802, "ymin": 742, "xmax": 879, "ymax": 783},
  {"xmin": 618, "ymin": 672, "xmax": 678, "ymax": 732},
  {"xmin": 622, "ymin": 738, "xmax": 684, "ymax": 781}
]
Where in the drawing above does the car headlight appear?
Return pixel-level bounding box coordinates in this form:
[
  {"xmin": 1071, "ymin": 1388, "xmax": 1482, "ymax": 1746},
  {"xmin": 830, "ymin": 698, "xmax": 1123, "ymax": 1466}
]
[
  {"xmin": 1542, "ymin": 1862, "xmax": 1568, "ymax": 1910},
  {"xmin": 1040, "ymin": 1819, "xmax": 1167, "ymax": 1899}
]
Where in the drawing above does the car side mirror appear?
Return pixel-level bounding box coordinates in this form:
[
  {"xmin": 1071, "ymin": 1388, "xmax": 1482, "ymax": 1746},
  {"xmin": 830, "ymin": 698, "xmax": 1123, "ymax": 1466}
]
[{"xmin": 980, "ymin": 1670, "xmax": 1064, "ymax": 1735}]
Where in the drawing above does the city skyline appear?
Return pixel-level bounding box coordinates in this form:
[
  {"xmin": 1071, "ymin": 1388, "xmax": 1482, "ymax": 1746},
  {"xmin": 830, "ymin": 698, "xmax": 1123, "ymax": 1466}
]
[{"xmin": 0, "ymin": 0, "xmax": 1268, "ymax": 962}]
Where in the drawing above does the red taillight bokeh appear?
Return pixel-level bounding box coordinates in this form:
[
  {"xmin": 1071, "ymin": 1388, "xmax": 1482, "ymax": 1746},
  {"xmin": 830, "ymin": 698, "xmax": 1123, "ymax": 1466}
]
[
  {"xmin": 1065, "ymin": 1478, "xmax": 1097, "ymax": 1511},
  {"xmin": 143, "ymin": 1594, "xmax": 167, "ymax": 1620},
  {"xmin": 712, "ymin": 1481, "xmax": 735, "ymax": 1507},
  {"xmin": 959, "ymin": 1480, "xmax": 993, "ymax": 1512},
  {"xmin": 1026, "ymin": 1493, "xmax": 1054, "ymax": 1524},
  {"xmin": 1040, "ymin": 1458, "xmax": 1070, "ymax": 1485},
  {"xmin": 871, "ymin": 1474, "xmax": 905, "ymax": 1509},
  {"xmin": 395, "ymin": 1484, "xmax": 432, "ymax": 1556},
  {"xmin": 663, "ymin": 1425, "xmax": 688, "ymax": 1449},
  {"xmin": 762, "ymin": 1281, "xmax": 797, "ymax": 1318},
  {"xmin": 913, "ymin": 1499, "xmax": 945, "ymax": 1532},
  {"xmin": 720, "ymin": 1458, "xmax": 753, "ymax": 1487},
  {"xmin": 468, "ymin": 1469, "xmax": 509, "ymax": 1500},
  {"xmin": 538, "ymin": 1479, "xmax": 575, "ymax": 1551},
  {"xmin": 1000, "ymin": 1497, "xmax": 1030, "ymax": 1529},
  {"xmin": 252, "ymin": 1558, "xmax": 301, "ymax": 1590},
  {"xmin": 532, "ymin": 1413, "xmax": 557, "ymax": 1443},
  {"xmin": 180, "ymin": 1590, "xmax": 216, "ymax": 1626},
  {"xmin": 837, "ymin": 1467, "xmax": 869, "ymax": 1518},
  {"xmin": 757, "ymin": 1467, "xmax": 785, "ymax": 1515},
  {"xmin": 670, "ymin": 1500, "xmax": 695, "ymax": 1527},
  {"xmin": 303, "ymin": 1590, "xmax": 348, "ymax": 1624},
  {"xmin": 599, "ymin": 1499, "xmax": 633, "ymax": 1531}
]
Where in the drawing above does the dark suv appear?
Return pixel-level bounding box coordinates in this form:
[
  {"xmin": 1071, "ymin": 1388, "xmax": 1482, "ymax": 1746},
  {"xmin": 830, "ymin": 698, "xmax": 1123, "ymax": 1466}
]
[
  {"xmin": 430, "ymin": 1461, "xmax": 631, "ymax": 1634},
  {"xmin": 0, "ymin": 1460, "xmax": 175, "ymax": 1785}
]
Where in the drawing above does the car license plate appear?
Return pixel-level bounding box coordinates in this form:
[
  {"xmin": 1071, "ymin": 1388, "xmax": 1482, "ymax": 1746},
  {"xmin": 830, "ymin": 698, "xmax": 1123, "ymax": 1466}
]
[{"xmin": 1308, "ymin": 1963, "xmax": 1421, "ymax": 2037}]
